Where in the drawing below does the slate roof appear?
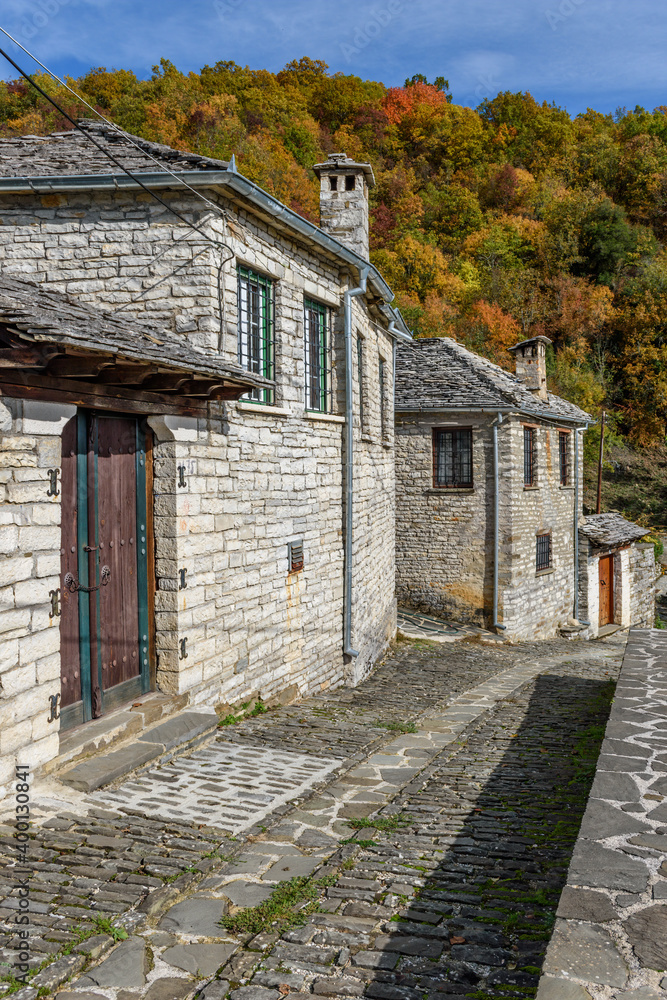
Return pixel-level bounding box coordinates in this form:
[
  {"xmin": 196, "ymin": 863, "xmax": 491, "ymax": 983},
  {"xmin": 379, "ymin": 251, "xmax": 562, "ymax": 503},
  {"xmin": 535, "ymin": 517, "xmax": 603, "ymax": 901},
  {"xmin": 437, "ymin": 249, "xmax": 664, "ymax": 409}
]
[
  {"xmin": 0, "ymin": 275, "xmax": 267, "ymax": 387},
  {"xmin": 0, "ymin": 120, "xmax": 229, "ymax": 177},
  {"xmin": 395, "ymin": 337, "xmax": 591, "ymax": 423},
  {"xmin": 579, "ymin": 513, "xmax": 649, "ymax": 548}
]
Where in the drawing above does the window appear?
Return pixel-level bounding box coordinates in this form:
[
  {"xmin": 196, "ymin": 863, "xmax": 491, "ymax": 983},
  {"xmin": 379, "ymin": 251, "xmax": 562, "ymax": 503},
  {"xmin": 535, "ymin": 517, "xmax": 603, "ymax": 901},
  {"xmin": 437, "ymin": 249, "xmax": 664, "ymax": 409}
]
[
  {"xmin": 357, "ymin": 336, "xmax": 365, "ymax": 431},
  {"xmin": 559, "ymin": 431, "xmax": 570, "ymax": 486},
  {"xmin": 329, "ymin": 176, "xmax": 338, "ymax": 191},
  {"xmin": 536, "ymin": 532, "xmax": 552, "ymax": 572},
  {"xmin": 379, "ymin": 358, "xmax": 386, "ymax": 439},
  {"xmin": 345, "ymin": 174, "xmax": 356, "ymax": 191},
  {"xmin": 524, "ymin": 426, "xmax": 536, "ymax": 486},
  {"xmin": 237, "ymin": 265, "xmax": 274, "ymax": 404},
  {"xmin": 304, "ymin": 298, "xmax": 331, "ymax": 412},
  {"xmin": 433, "ymin": 428, "xmax": 473, "ymax": 487}
]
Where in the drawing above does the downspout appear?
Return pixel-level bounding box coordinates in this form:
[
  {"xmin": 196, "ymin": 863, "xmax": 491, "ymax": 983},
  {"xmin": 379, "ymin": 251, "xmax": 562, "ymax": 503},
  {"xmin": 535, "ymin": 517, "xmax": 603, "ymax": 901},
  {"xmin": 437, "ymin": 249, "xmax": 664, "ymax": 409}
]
[
  {"xmin": 574, "ymin": 425, "xmax": 590, "ymax": 625},
  {"xmin": 344, "ymin": 266, "xmax": 370, "ymax": 659},
  {"xmin": 493, "ymin": 413, "xmax": 507, "ymax": 631}
]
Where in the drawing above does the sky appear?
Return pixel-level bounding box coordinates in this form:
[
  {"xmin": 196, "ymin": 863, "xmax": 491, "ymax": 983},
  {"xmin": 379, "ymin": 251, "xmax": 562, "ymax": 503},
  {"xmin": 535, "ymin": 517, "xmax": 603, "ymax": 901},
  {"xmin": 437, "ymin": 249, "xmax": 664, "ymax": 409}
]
[{"xmin": 0, "ymin": 0, "xmax": 666, "ymax": 116}]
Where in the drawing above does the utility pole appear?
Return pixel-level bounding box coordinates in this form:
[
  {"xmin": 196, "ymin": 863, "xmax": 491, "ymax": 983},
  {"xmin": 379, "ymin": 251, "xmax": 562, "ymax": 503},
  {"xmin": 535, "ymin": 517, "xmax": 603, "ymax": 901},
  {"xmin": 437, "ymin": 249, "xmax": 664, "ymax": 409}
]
[{"xmin": 596, "ymin": 410, "xmax": 606, "ymax": 515}]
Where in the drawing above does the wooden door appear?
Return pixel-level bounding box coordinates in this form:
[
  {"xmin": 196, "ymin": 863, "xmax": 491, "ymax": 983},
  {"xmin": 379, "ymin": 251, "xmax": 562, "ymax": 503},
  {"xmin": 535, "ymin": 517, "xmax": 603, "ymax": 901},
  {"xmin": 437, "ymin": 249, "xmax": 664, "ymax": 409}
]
[
  {"xmin": 599, "ymin": 554, "xmax": 614, "ymax": 627},
  {"xmin": 59, "ymin": 411, "xmax": 151, "ymax": 731}
]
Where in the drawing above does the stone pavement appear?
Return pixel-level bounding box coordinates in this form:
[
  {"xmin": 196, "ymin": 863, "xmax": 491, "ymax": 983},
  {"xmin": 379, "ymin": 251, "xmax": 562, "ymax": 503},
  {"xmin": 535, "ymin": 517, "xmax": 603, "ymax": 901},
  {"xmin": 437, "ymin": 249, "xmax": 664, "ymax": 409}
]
[
  {"xmin": 539, "ymin": 629, "xmax": 667, "ymax": 999},
  {"xmin": 0, "ymin": 634, "xmax": 625, "ymax": 999}
]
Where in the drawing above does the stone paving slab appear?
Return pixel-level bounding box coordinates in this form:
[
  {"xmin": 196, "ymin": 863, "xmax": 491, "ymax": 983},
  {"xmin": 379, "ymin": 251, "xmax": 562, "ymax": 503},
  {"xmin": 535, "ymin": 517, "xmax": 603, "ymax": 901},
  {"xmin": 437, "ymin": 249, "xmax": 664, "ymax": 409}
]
[
  {"xmin": 538, "ymin": 629, "xmax": 667, "ymax": 999},
  {"xmin": 90, "ymin": 744, "xmax": 340, "ymax": 832}
]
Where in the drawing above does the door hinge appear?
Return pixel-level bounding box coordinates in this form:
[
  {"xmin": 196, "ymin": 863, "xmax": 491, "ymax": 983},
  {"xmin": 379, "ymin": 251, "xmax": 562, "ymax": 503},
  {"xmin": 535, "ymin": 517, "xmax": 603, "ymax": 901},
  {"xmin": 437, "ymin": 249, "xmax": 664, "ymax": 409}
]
[
  {"xmin": 49, "ymin": 588, "xmax": 61, "ymax": 618},
  {"xmin": 48, "ymin": 693, "xmax": 60, "ymax": 722},
  {"xmin": 47, "ymin": 468, "xmax": 60, "ymax": 497}
]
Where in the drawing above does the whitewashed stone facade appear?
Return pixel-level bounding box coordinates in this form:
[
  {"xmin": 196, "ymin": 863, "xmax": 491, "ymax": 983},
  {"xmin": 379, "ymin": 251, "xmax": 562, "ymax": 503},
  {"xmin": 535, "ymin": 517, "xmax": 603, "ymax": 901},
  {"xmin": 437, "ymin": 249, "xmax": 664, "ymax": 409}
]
[{"xmin": 0, "ymin": 128, "xmax": 407, "ymax": 792}]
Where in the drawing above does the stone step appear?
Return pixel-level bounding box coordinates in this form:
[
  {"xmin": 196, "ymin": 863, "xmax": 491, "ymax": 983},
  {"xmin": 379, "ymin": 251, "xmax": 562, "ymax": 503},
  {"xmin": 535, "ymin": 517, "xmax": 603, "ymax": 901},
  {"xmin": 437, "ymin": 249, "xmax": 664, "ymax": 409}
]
[{"xmin": 59, "ymin": 710, "xmax": 218, "ymax": 793}]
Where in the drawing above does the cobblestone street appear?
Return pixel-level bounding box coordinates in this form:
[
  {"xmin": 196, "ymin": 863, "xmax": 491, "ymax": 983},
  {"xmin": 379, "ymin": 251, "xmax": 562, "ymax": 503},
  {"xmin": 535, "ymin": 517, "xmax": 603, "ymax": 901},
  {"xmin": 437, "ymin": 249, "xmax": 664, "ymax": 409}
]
[{"xmin": 0, "ymin": 635, "xmax": 624, "ymax": 999}]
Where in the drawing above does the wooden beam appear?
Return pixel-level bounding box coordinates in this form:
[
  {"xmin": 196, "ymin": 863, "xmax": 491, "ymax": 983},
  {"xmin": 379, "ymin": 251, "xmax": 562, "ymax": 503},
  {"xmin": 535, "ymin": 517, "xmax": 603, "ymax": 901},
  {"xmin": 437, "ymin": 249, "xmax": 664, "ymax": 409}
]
[
  {"xmin": 46, "ymin": 356, "xmax": 115, "ymax": 378},
  {"xmin": 0, "ymin": 346, "xmax": 52, "ymax": 368},
  {"xmin": 95, "ymin": 365, "xmax": 160, "ymax": 386},
  {"xmin": 139, "ymin": 373, "xmax": 191, "ymax": 392},
  {"xmin": 0, "ymin": 371, "xmax": 208, "ymax": 417}
]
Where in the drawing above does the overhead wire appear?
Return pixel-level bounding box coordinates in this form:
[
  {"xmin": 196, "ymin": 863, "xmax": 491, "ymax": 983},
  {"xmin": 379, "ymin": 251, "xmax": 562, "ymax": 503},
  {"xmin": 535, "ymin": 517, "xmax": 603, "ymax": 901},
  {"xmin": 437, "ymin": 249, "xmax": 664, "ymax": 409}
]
[{"xmin": 0, "ymin": 37, "xmax": 236, "ymax": 345}]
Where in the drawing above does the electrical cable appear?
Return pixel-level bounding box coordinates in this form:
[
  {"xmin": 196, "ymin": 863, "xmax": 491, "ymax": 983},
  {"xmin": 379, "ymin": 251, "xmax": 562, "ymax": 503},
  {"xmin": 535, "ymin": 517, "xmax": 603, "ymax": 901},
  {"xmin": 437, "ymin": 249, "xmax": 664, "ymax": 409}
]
[
  {"xmin": 0, "ymin": 26, "xmax": 226, "ymax": 220},
  {"xmin": 0, "ymin": 40, "xmax": 237, "ymax": 347}
]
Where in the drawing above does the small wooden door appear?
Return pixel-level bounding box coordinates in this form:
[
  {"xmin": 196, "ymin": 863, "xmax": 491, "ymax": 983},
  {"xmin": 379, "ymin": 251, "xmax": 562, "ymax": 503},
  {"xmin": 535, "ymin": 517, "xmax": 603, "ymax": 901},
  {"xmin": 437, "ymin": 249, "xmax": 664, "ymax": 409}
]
[
  {"xmin": 59, "ymin": 411, "xmax": 152, "ymax": 731},
  {"xmin": 599, "ymin": 554, "xmax": 615, "ymax": 627}
]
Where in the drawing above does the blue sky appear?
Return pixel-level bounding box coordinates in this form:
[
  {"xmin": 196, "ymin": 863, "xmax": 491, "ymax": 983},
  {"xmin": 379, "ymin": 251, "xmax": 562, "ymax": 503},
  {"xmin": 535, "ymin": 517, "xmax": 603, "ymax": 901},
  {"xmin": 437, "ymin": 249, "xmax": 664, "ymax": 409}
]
[{"xmin": 1, "ymin": 0, "xmax": 666, "ymax": 116}]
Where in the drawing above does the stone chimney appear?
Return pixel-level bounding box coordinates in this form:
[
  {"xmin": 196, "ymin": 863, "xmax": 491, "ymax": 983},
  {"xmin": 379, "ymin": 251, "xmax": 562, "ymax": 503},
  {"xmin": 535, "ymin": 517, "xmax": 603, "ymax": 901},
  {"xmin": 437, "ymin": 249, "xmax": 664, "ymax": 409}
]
[
  {"xmin": 508, "ymin": 335, "xmax": 552, "ymax": 400},
  {"xmin": 313, "ymin": 153, "xmax": 375, "ymax": 261}
]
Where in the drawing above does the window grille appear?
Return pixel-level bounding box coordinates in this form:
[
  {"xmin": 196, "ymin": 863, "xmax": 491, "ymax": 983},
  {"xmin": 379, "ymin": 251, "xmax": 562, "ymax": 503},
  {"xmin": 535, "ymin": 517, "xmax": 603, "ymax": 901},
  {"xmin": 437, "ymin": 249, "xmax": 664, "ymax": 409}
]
[
  {"xmin": 524, "ymin": 427, "xmax": 536, "ymax": 486},
  {"xmin": 304, "ymin": 298, "xmax": 332, "ymax": 412},
  {"xmin": 357, "ymin": 336, "xmax": 365, "ymax": 430},
  {"xmin": 237, "ymin": 265, "xmax": 274, "ymax": 404},
  {"xmin": 536, "ymin": 532, "xmax": 552, "ymax": 572},
  {"xmin": 288, "ymin": 539, "xmax": 304, "ymax": 573},
  {"xmin": 433, "ymin": 428, "xmax": 473, "ymax": 487},
  {"xmin": 379, "ymin": 358, "xmax": 386, "ymax": 439},
  {"xmin": 559, "ymin": 431, "xmax": 569, "ymax": 486}
]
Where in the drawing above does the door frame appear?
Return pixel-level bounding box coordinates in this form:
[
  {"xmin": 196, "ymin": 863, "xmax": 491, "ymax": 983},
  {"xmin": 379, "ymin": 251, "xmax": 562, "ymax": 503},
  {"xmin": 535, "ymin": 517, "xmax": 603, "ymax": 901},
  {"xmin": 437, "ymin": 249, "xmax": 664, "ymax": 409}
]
[{"xmin": 60, "ymin": 409, "xmax": 154, "ymax": 731}]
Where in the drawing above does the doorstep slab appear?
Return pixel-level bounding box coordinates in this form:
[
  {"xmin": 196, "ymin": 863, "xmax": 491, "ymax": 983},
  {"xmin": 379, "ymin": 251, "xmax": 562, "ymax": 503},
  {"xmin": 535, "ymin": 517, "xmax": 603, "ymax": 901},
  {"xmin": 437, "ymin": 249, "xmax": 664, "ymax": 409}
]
[
  {"xmin": 139, "ymin": 710, "xmax": 217, "ymax": 750},
  {"xmin": 59, "ymin": 741, "xmax": 163, "ymax": 792}
]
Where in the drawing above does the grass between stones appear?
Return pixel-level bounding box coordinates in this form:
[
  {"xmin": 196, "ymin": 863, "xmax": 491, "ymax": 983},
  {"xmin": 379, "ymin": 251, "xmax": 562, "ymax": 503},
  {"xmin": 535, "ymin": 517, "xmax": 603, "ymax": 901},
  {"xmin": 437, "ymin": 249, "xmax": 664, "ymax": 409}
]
[
  {"xmin": 218, "ymin": 699, "xmax": 269, "ymax": 727},
  {"xmin": 0, "ymin": 914, "xmax": 129, "ymax": 997},
  {"xmin": 219, "ymin": 873, "xmax": 339, "ymax": 936},
  {"xmin": 374, "ymin": 720, "xmax": 419, "ymax": 733}
]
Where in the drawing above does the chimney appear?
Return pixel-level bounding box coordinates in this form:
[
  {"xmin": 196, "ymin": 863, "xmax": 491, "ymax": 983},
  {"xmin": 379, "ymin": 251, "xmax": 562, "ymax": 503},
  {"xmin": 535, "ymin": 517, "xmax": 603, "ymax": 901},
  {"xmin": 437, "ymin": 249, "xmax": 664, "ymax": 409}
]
[
  {"xmin": 313, "ymin": 153, "xmax": 375, "ymax": 261},
  {"xmin": 508, "ymin": 335, "xmax": 551, "ymax": 400}
]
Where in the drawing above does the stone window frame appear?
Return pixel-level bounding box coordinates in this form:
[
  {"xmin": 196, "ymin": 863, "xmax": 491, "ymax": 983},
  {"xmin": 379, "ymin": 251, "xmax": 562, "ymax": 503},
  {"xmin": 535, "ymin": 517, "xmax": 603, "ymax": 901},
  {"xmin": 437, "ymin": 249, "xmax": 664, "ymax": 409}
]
[
  {"xmin": 522, "ymin": 423, "xmax": 538, "ymax": 489},
  {"xmin": 378, "ymin": 353, "xmax": 391, "ymax": 446},
  {"xmin": 558, "ymin": 428, "xmax": 571, "ymax": 487},
  {"xmin": 432, "ymin": 426, "xmax": 474, "ymax": 489},
  {"xmin": 237, "ymin": 263, "xmax": 276, "ymax": 406},
  {"xmin": 536, "ymin": 531, "xmax": 553, "ymax": 573},
  {"xmin": 357, "ymin": 333, "xmax": 370, "ymax": 440}
]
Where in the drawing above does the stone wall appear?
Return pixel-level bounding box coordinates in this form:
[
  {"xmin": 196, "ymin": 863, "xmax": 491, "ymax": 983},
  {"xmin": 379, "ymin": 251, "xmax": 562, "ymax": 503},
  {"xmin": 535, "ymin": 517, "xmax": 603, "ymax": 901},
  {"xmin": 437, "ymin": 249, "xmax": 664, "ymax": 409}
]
[
  {"xmin": 631, "ymin": 542, "xmax": 656, "ymax": 628},
  {"xmin": 0, "ymin": 400, "xmax": 73, "ymax": 801},
  {"xmin": 538, "ymin": 629, "xmax": 667, "ymax": 998},
  {"xmin": 0, "ymin": 184, "xmax": 397, "ymax": 774},
  {"xmin": 501, "ymin": 418, "xmax": 580, "ymax": 641},
  {"xmin": 395, "ymin": 412, "xmax": 582, "ymax": 640}
]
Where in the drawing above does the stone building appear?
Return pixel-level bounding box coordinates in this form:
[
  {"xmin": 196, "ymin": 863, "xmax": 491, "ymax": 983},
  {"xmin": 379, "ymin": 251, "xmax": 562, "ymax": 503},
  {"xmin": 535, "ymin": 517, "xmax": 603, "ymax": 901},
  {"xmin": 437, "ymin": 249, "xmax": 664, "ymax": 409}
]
[
  {"xmin": 394, "ymin": 335, "xmax": 655, "ymax": 641},
  {"xmin": 0, "ymin": 125, "xmax": 409, "ymax": 794}
]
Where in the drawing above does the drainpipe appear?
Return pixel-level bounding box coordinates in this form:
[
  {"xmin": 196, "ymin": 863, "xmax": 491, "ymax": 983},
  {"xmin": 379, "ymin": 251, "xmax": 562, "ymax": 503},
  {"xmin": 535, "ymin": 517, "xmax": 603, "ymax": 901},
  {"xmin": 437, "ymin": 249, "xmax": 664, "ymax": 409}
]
[
  {"xmin": 574, "ymin": 425, "xmax": 590, "ymax": 625},
  {"xmin": 492, "ymin": 413, "xmax": 506, "ymax": 631},
  {"xmin": 344, "ymin": 266, "xmax": 370, "ymax": 659}
]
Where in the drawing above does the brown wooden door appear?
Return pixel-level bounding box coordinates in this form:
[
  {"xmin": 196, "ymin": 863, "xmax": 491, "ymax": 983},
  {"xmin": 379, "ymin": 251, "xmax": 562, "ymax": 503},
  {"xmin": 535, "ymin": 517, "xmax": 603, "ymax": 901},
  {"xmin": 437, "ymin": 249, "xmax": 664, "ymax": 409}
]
[
  {"xmin": 59, "ymin": 411, "xmax": 151, "ymax": 730},
  {"xmin": 599, "ymin": 554, "xmax": 614, "ymax": 627}
]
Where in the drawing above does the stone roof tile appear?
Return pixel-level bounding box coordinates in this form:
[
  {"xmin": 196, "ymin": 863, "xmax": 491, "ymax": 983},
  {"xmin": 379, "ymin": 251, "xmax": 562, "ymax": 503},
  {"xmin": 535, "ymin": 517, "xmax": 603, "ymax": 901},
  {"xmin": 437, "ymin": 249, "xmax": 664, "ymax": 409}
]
[
  {"xmin": 0, "ymin": 120, "xmax": 229, "ymax": 178},
  {"xmin": 395, "ymin": 337, "xmax": 590, "ymax": 423},
  {"xmin": 579, "ymin": 513, "xmax": 649, "ymax": 548},
  {"xmin": 0, "ymin": 275, "xmax": 266, "ymax": 386}
]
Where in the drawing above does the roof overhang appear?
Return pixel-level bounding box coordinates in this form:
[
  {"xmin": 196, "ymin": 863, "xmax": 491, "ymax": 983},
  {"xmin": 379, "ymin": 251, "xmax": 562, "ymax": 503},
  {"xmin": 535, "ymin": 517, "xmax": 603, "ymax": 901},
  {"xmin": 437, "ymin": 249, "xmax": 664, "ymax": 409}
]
[{"xmin": 394, "ymin": 404, "xmax": 591, "ymax": 426}]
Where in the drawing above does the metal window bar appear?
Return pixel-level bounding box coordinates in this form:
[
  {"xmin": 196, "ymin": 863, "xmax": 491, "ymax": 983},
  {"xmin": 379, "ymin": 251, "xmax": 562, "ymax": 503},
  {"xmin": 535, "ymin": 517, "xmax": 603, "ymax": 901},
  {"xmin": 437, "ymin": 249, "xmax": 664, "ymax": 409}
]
[
  {"xmin": 524, "ymin": 427, "xmax": 535, "ymax": 486},
  {"xmin": 357, "ymin": 336, "xmax": 365, "ymax": 430},
  {"xmin": 237, "ymin": 266, "xmax": 274, "ymax": 404},
  {"xmin": 304, "ymin": 298, "xmax": 332, "ymax": 412},
  {"xmin": 536, "ymin": 533, "xmax": 552, "ymax": 571},
  {"xmin": 379, "ymin": 358, "xmax": 386, "ymax": 438},
  {"xmin": 435, "ymin": 429, "xmax": 472, "ymax": 486},
  {"xmin": 559, "ymin": 432, "xmax": 569, "ymax": 486}
]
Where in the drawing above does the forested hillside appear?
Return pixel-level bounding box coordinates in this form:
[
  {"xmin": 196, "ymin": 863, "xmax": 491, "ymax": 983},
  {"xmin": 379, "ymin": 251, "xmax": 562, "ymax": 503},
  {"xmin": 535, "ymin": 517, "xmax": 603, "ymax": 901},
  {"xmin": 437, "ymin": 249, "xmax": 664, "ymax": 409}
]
[{"xmin": 3, "ymin": 56, "xmax": 667, "ymax": 463}]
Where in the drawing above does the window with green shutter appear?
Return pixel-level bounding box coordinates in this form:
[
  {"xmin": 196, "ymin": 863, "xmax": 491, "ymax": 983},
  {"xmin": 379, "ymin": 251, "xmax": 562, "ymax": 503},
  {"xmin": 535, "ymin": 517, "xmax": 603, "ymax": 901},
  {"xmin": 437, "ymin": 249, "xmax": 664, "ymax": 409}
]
[
  {"xmin": 237, "ymin": 265, "xmax": 275, "ymax": 404},
  {"xmin": 304, "ymin": 298, "xmax": 332, "ymax": 412}
]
